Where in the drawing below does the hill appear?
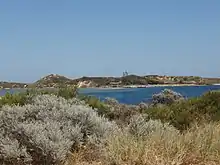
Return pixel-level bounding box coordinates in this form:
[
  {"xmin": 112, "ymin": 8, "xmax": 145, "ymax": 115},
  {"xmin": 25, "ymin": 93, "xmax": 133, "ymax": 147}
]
[
  {"xmin": 31, "ymin": 74, "xmax": 213, "ymax": 88},
  {"xmin": 1, "ymin": 74, "xmax": 220, "ymax": 89},
  {"xmin": 31, "ymin": 74, "xmax": 76, "ymax": 88}
]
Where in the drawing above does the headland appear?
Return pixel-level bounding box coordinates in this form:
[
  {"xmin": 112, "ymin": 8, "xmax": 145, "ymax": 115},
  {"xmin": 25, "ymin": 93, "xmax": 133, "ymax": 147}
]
[{"xmin": 1, "ymin": 74, "xmax": 220, "ymax": 89}]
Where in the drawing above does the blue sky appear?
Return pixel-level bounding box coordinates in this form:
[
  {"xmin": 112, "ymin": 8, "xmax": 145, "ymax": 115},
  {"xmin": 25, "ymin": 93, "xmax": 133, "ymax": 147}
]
[{"xmin": 0, "ymin": 0, "xmax": 219, "ymax": 82}]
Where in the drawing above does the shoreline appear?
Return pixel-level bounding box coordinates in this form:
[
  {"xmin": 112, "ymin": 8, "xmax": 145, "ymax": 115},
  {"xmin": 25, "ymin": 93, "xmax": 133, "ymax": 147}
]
[
  {"xmin": 83, "ymin": 84, "xmax": 209, "ymax": 90},
  {"xmin": 143, "ymin": 84, "xmax": 208, "ymax": 87},
  {"xmin": 0, "ymin": 84, "xmax": 218, "ymax": 91}
]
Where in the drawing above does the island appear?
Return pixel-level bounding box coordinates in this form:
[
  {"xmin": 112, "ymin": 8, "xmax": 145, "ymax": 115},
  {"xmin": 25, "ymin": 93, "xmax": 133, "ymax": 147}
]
[{"xmin": 1, "ymin": 73, "xmax": 220, "ymax": 89}]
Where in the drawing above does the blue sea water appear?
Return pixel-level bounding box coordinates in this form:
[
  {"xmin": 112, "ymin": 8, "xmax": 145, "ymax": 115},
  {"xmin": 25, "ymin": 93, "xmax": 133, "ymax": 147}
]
[
  {"xmin": 80, "ymin": 85, "xmax": 220, "ymax": 104},
  {"xmin": 1, "ymin": 85, "xmax": 220, "ymax": 104}
]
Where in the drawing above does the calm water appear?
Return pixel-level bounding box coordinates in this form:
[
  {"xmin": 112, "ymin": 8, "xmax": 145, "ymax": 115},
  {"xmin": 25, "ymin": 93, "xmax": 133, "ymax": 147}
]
[{"xmin": 1, "ymin": 85, "xmax": 220, "ymax": 104}]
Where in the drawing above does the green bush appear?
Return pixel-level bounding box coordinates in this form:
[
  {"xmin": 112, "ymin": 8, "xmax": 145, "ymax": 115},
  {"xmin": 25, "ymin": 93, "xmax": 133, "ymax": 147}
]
[
  {"xmin": 0, "ymin": 92, "xmax": 30, "ymax": 107},
  {"xmin": 145, "ymin": 90, "xmax": 220, "ymax": 130},
  {"xmin": 80, "ymin": 95, "xmax": 109, "ymax": 116},
  {"xmin": 0, "ymin": 89, "xmax": 58, "ymax": 108},
  {"xmin": 57, "ymin": 86, "xmax": 78, "ymax": 99},
  {"xmin": 0, "ymin": 86, "xmax": 79, "ymax": 108}
]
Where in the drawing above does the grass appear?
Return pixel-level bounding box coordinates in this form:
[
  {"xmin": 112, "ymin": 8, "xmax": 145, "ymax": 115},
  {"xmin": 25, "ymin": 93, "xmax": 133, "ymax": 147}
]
[{"xmin": 69, "ymin": 122, "xmax": 220, "ymax": 165}]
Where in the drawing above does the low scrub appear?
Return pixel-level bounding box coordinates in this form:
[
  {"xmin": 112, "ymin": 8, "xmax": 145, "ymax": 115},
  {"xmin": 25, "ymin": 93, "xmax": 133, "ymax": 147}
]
[
  {"xmin": 2, "ymin": 88, "xmax": 220, "ymax": 131},
  {"xmin": 0, "ymin": 92, "xmax": 30, "ymax": 107},
  {"xmin": 0, "ymin": 95, "xmax": 117, "ymax": 165},
  {"xmin": 70, "ymin": 116, "xmax": 220, "ymax": 165},
  {"xmin": 102, "ymin": 98, "xmax": 142, "ymax": 125},
  {"xmin": 0, "ymin": 86, "xmax": 78, "ymax": 107},
  {"xmin": 79, "ymin": 97, "xmax": 141, "ymax": 125},
  {"xmin": 146, "ymin": 90, "xmax": 220, "ymax": 130},
  {"xmin": 80, "ymin": 96, "xmax": 109, "ymax": 115},
  {"xmin": 1, "ymin": 89, "xmax": 220, "ymax": 164}
]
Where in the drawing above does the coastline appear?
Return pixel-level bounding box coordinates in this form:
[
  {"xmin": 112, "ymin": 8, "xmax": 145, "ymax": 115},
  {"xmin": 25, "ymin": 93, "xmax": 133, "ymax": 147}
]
[
  {"xmin": 0, "ymin": 84, "xmax": 216, "ymax": 90},
  {"xmin": 81, "ymin": 84, "xmax": 209, "ymax": 90},
  {"xmin": 144, "ymin": 84, "xmax": 208, "ymax": 87},
  {"xmin": 0, "ymin": 84, "xmax": 215, "ymax": 91}
]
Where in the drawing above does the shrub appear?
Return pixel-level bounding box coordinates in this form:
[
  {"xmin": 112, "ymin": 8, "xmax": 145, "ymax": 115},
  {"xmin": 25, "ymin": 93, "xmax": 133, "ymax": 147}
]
[
  {"xmin": 0, "ymin": 95, "xmax": 117, "ymax": 165},
  {"xmin": 0, "ymin": 86, "xmax": 79, "ymax": 108},
  {"xmin": 77, "ymin": 97, "xmax": 142, "ymax": 126},
  {"xmin": 0, "ymin": 134, "xmax": 32, "ymax": 165},
  {"xmin": 26, "ymin": 86, "xmax": 79, "ymax": 100},
  {"xmin": 57, "ymin": 86, "xmax": 78, "ymax": 99},
  {"xmin": 104, "ymin": 97, "xmax": 119, "ymax": 105},
  {"xmin": 138, "ymin": 102, "xmax": 149, "ymax": 111},
  {"xmin": 146, "ymin": 90, "xmax": 220, "ymax": 130},
  {"xmin": 126, "ymin": 114, "xmax": 177, "ymax": 138},
  {"xmin": 0, "ymin": 92, "xmax": 31, "ymax": 108},
  {"xmin": 152, "ymin": 89, "xmax": 185, "ymax": 105},
  {"xmin": 80, "ymin": 96, "xmax": 110, "ymax": 116},
  {"xmin": 105, "ymin": 103, "xmax": 141, "ymax": 125}
]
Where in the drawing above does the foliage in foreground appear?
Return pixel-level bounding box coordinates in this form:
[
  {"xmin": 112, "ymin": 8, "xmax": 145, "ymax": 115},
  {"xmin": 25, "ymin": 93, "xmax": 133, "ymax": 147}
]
[
  {"xmin": 1, "ymin": 88, "xmax": 220, "ymax": 164},
  {"xmin": 0, "ymin": 95, "xmax": 117, "ymax": 165},
  {"xmin": 103, "ymin": 119, "xmax": 220, "ymax": 165},
  {"xmin": 2, "ymin": 88, "xmax": 220, "ymax": 132},
  {"xmin": 69, "ymin": 115, "xmax": 220, "ymax": 165}
]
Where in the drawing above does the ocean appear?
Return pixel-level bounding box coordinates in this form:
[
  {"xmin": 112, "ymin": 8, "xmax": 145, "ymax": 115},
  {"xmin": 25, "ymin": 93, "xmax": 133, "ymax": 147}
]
[{"xmin": 1, "ymin": 85, "xmax": 220, "ymax": 104}]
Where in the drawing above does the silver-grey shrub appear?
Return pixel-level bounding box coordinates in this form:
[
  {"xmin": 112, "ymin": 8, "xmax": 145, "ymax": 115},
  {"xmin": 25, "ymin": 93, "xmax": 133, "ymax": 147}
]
[
  {"xmin": 0, "ymin": 95, "xmax": 117, "ymax": 165},
  {"xmin": 152, "ymin": 89, "xmax": 185, "ymax": 105},
  {"xmin": 0, "ymin": 134, "xmax": 32, "ymax": 165},
  {"xmin": 126, "ymin": 114, "xmax": 179, "ymax": 138}
]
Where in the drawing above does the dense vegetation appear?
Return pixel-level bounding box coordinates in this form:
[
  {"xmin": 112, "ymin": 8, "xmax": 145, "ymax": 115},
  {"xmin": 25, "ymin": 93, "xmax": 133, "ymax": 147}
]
[
  {"xmin": 1, "ymin": 87, "xmax": 220, "ymax": 164},
  {"xmin": 144, "ymin": 90, "xmax": 220, "ymax": 130}
]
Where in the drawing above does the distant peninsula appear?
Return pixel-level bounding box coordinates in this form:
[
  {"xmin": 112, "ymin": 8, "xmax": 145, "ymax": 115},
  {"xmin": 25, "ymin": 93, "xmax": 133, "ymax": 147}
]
[{"xmin": 1, "ymin": 74, "xmax": 220, "ymax": 89}]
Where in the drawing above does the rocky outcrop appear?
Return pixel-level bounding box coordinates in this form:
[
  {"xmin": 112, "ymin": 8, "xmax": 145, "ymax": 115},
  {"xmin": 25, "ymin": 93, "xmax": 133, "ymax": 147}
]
[{"xmin": 77, "ymin": 81, "xmax": 94, "ymax": 88}]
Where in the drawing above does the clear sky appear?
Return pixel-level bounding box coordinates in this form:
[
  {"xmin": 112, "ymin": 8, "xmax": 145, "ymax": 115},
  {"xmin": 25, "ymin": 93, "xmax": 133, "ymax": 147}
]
[{"xmin": 0, "ymin": 0, "xmax": 219, "ymax": 82}]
